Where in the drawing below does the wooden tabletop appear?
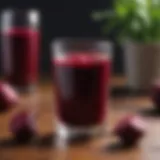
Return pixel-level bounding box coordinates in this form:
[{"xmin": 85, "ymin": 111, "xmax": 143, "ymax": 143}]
[{"xmin": 0, "ymin": 79, "xmax": 159, "ymax": 160}]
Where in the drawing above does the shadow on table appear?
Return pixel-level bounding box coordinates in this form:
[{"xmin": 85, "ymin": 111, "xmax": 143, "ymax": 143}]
[
  {"xmin": 111, "ymin": 87, "xmax": 150, "ymax": 98},
  {"xmin": 0, "ymin": 138, "xmax": 30, "ymax": 147},
  {"xmin": 37, "ymin": 133, "xmax": 94, "ymax": 147},
  {"xmin": 138, "ymin": 108, "xmax": 160, "ymax": 117},
  {"xmin": 0, "ymin": 133, "xmax": 97, "ymax": 148},
  {"xmin": 102, "ymin": 141, "xmax": 136, "ymax": 153}
]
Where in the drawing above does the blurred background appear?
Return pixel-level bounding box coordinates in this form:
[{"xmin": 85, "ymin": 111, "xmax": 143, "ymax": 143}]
[
  {"xmin": 1, "ymin": 1, "xmax": 160, "ymax": 159},
  {"xmin": 1, "ymin": 0, "xmax": 160, "ymax": 92},
  {"xmin": 0, "ymin": 0, "xmax": 124, "ymax": 77}
]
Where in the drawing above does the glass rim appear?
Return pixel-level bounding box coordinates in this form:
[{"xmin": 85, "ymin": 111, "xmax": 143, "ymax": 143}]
[
  {"xmin": 52, "ymin": 37, "xmax": 113, "ymax": 47},
  {"xmin": 1, "ymin": 8, "xmax": 40, "ymax": 14},
  {"xmin": 1, "ymin": 8, "xmax": 40, "ymax": 21},
  {"xmin": 1, "ymin": 8, "xmax": 40, "ymax": 30},
  {"xmin": 51, "ymin": 38, "xmax": 113, "ymax": 60}
]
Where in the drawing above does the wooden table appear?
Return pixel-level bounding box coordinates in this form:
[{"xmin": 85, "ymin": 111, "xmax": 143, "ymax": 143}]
[{"xmin": 0, "ymin": 80, "xmax": 159, "ymax": 160}]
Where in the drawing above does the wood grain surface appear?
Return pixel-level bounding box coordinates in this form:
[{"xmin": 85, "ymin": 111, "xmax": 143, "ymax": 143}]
[{"xmin": 0, "ymin": 78, "xmax": 159, "ymax": 160}]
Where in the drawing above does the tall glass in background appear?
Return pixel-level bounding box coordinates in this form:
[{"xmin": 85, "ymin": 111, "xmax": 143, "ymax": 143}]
[
  {"xmin": 52, "ymin": 39, "xmax": 112, "ymax": 139},
  {"xmin": 1, "ymin": 9, "xmax": 40, "ymax": 92}
]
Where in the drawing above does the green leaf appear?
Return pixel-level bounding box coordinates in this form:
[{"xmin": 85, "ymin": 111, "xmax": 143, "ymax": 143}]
[
  {"xmin": 115, "ymin": 5, "xmax": 128, "ymax": 18},
  {"xmin": 115, "ymin": 0, "xmax": 136, "ymax": 17},
  {"xmin": 101, "ymin": 17, "xmax": 118, "ymax": 35},
  {"xmin": 150, "ymin": 9, "xmax": 160, "ymax": 19},
  {"xmin": 92, "ymin": 0, "xmax": 160, "ymax": 42}
]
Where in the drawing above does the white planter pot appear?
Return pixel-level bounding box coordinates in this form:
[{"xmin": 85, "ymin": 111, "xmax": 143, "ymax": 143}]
[{"xmin": 124, "ymin": 42, "xmax": 160, "ymax": 90}]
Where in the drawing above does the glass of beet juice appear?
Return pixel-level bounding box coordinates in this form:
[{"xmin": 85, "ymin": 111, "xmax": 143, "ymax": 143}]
[
  {"xmin": 52, "ymin": 39, "xmax": 112, "ymax": 139},
  {"xmin": 1, "ymin": 9, "xmax": 40, "ymax": 92}
]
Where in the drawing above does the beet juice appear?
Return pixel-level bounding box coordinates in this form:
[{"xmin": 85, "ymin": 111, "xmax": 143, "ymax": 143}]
[
  {"xmin": 2, "ymin": 28, "xmax": 39, "ymax": 89},
  {"xmin": 53, "ymin": 53, "xmax": 111, "ymax": 127}
]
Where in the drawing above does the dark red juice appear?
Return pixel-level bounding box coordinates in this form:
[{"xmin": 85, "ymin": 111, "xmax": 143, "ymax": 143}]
[
  {"xmin": 53, "ymin": 53, "xmax": 111, "ymax": 127},
  {"xmin": 2, "ymin": 28, "xmax": 40, "ymax": 87}
]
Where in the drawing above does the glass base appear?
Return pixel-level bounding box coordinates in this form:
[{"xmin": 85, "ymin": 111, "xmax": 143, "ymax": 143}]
[{"xmin": 56, "ymin": 122, "xmax": 106, "ymax": 144}]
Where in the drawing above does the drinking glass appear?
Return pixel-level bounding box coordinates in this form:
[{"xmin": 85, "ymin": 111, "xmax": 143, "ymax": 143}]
[
  {"xmin": 52, "ymin": 38, "xmax": 112, "ymax": 139},
  {"xmin": 1, "ymin": 9, "xmax": 40, "ymax": 92}
]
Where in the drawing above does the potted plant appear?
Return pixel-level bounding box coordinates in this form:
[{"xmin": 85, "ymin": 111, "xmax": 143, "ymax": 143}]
[{"xmin": 92, "ymin": 0, "xmax": 160, "ymax": 90}]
